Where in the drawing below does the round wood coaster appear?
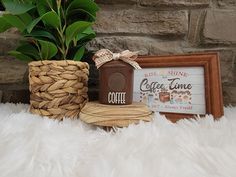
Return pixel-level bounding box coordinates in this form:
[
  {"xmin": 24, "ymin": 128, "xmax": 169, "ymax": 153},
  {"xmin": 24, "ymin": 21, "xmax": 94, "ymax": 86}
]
[{"xmin": 79, "ymin": 102, "xmax": 153, "ymax": 127}]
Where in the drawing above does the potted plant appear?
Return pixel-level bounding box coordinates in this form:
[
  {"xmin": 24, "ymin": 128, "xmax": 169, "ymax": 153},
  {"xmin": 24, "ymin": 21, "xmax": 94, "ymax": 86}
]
[{"xmin": 0, "ymin": 0, "xmax": 99, "ymax": 119}]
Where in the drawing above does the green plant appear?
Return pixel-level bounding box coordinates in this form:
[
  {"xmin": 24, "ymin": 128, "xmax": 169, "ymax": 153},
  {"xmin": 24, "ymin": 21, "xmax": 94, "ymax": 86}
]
[{"xmin": 0, "ymin": 0, "xmax": 99, "ymax": 61}]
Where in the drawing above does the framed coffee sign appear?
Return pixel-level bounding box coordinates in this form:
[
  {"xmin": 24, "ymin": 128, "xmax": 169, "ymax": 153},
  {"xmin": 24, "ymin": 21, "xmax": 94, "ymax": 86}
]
[{"xmin": 133, "ymin": 53, "xmax": 224, "ymax": 122}]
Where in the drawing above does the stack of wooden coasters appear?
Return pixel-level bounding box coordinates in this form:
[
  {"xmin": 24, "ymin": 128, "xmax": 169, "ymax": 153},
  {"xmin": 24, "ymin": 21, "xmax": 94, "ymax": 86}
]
[{"xmin": 80, "ymin": 101, "xmax": 153, "ymax": 127}]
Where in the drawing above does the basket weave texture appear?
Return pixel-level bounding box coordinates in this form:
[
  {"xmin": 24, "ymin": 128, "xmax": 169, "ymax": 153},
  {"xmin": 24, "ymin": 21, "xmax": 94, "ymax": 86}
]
[{"xmin": 28, "ymin": 60, "xmax": 89, "ymax": 120}]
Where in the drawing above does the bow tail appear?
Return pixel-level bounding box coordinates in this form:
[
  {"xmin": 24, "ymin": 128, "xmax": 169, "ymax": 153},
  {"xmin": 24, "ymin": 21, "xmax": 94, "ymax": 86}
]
[{"xmin": 121, "ymin": 59, "xmax": 141, "ymax": 69}]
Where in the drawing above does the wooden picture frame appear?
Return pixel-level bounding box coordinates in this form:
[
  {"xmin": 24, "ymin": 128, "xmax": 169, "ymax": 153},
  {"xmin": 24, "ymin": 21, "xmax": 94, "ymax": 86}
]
[{"xmin": 134, "ymin": 53, "xmax": 224, "ymax": 122}]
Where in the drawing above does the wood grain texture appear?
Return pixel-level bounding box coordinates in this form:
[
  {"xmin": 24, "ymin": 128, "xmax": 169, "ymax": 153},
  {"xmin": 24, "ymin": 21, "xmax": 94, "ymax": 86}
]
[{"xmin": 80, "ymin": 101, "xmax": 153, "ymax": 127}]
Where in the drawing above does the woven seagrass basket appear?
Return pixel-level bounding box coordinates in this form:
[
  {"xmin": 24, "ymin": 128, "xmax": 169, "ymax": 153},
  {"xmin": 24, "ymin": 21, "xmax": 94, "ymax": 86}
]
[{"xmin": 28, "ymin": 60, "xmax": 89, "ymax": 120}]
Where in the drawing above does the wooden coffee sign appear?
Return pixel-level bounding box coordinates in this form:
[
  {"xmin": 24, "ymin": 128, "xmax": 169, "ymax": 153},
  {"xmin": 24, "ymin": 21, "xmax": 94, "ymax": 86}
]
[
  {"xmin": 135, "ymin": 67, "xmax": 206, "ymax": 114},
  {"xmin": 134, "ymin": 53, "xmax": 224, "ymax": 122}
]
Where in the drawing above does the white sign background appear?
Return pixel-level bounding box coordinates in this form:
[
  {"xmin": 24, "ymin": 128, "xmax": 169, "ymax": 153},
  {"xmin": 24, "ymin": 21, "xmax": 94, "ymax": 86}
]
[{"xmin": 133, "ymin": 67, "xmax": 206, "ymax": 114}]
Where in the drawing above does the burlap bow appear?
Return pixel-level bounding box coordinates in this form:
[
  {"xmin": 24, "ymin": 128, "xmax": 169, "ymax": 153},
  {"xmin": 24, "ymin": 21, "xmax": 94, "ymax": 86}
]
[{"xmin": 93, "ymin": 49, "xmax": 141, "ymax": 69}]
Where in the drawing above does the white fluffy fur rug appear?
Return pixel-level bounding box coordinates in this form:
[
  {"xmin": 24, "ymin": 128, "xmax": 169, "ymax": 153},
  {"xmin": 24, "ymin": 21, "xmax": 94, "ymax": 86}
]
[{"xmin": 0, "ymin": 103, "xmax": 236, "ymax": 177}]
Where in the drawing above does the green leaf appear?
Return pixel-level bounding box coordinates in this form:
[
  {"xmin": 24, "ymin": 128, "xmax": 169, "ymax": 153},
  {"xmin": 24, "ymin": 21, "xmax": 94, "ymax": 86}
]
[
  {"xmin": 77, "ymin": 27, "xmax": 95, "ymax": 41},
  {"xmin": 65, "ymin": 21, "xmax": 92, "ymax": 47},
  {"xmin": 3, "ymin": 14, "xmax": 30, "ymax": 32},
  {"xmin": 36, "ymin": 0, "xmax": 56, "ymax": 16},
  {"xmin": 19, "ymin": 12, "xmax": 32, "ymax": 25},
  {"xmin": 2, "ymin": 0, "xmax": 35, "ymax": 15},
  {"xmin": 16, "ymin": 43, "xmax": 40, "ymax": 60},
  {"xmin": 26, "ymin": 18, "xmax": 42, "ymax": 34},
  {"xmin": 67, "ymin": 8, "xmax": 96, "ymax": 21},
  {"xmin": 38, "ymin": 40, "xmax": 57, "ymax": 59},
  {"xmin": 19, "ymin": 13, "xmax": 33, "ymax": 31},
  {"xmin": 25, "ymin": 30, "xmax": 57, "ymax": 42},
  {"xmin": 67, "ymin": 0, "xmax": 99, "ymax": 17},
  {"xmin": 36, "ymin": 2, "xmax": 48, "ymax": 16},
  {"xmin": 74, "ymin": 46, "xmax": 85, "ymax": 61},
  {"xmin": 42, "ymin": 11, "xmax": 60, "ymax": 28},
  {"xmin": 8, "ymin": 50, "xmax": 33, "ymax": 62},
  {"xmin": 38, "ymin": 0, "xmax": 54, "ymax": 10},
  {"xmin": 27, "ymin": 11, "xmax": 60, "ymax": 33},
  {"xmin": 0, "ymin": 16, "xmax": 12, "ymax": 32}
]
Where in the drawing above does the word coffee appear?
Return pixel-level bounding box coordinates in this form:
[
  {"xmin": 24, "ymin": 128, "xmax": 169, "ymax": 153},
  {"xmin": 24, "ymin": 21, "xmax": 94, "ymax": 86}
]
[{"xmin": 108, "ymin": 92, "xmax": 126, "ymax": 104}]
